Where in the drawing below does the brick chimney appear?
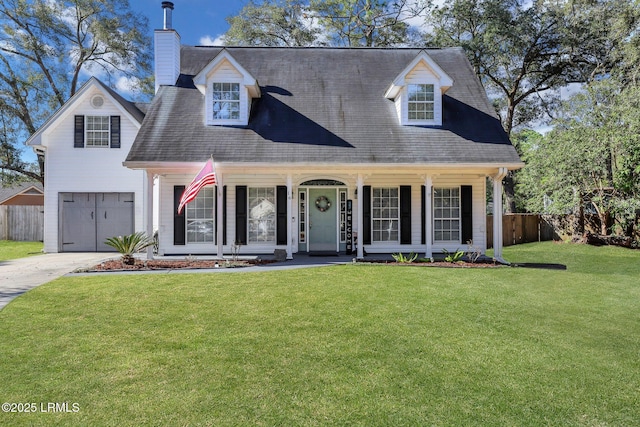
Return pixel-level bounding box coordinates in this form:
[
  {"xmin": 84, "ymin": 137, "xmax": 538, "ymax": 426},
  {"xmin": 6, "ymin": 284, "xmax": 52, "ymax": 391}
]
[{"xmin": 154, "ymin": 1, "xmax": 180, "ymax": 93}]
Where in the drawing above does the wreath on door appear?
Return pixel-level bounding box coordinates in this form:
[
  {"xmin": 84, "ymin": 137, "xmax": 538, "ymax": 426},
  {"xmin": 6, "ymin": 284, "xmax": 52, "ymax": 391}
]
[{"xmin": 315, "ymin": 195, "xmax": 331, "ymax": 212}]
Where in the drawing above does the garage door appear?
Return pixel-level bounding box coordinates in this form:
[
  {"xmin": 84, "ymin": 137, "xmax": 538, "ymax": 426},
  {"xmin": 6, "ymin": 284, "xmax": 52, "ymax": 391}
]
[{"xmin": 59, "ymin": 193, "xmax": 134, "ymax": 252}]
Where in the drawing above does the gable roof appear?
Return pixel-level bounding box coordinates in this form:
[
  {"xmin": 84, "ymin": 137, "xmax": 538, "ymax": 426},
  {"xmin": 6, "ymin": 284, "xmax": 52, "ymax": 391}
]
[
  {"xmin": 26, "ymin": 77, "xmax": 146, "ymax": 148},
  {"xmin": 126, "ymin": 47, "xmax": 522, "ymax": 167},
  {"xmin": 0, "ymin": 182, "xmax": 44, "ymax": 205}
]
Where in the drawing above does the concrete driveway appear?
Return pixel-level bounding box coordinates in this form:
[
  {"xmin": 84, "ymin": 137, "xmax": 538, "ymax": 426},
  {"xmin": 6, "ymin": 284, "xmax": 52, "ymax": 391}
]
[{"xmin": 0, "ymin": 253, "xmax": 113, "ymax": 311}]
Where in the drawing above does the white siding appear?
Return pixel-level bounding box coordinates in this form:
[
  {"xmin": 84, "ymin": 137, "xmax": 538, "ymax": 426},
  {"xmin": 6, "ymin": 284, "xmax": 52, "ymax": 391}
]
[
  {"xmin": 156, "ymin": 171, "xmax": 487, "ymax": 256},
  {"xmin": 154, "ymin": 30, "xmax": 180, "ymax": 92},
  {"xmin": 42, "ymin": 88, "xmax": 145, "ymax": 252}
]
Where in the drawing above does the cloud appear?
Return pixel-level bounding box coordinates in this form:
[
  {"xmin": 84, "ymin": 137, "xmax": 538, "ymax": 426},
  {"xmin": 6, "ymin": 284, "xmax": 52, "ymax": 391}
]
[{"xmin": 199, "ymin": 34, "xmax": 225, "ymax": 46}]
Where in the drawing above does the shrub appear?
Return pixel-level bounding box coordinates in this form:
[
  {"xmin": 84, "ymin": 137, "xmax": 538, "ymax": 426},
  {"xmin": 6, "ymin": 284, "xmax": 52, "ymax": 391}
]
[
  {"xmin": 104, "ymin": 232, "xmax": 154, "ymax": 265},
  {"xmin": 392, "ymin": 252, "xmax": 418, "ymax": 263}
]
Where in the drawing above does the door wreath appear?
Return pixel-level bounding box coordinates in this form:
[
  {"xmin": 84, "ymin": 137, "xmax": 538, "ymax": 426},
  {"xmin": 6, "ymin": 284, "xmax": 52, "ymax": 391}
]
[{"xmin": 315, "ymin": 195, "xmax": 331, "ymax": 212}]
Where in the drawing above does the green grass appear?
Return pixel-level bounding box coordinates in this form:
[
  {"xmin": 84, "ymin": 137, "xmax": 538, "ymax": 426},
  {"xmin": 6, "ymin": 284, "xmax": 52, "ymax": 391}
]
[
  {"xmin": 0, "ymin": 240, "xmax": 43, "ymax": 261},
  {"xmin": 0, "ymin": 242, "xmax": 639, "ymax": 426}
]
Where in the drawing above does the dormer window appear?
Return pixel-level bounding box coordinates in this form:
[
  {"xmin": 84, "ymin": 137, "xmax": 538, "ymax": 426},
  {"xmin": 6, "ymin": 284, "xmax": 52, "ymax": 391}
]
[
  {"xmin": 408, "ymin": 84, "xmax": 435, "ymax": 121},
  {"xmin": 212, "ymin": 83, "xmax": 240, "ymax": 120},
  {"xmin": 385, "ymin": 51, "xmax": 453, "ymax": 127},
  {"xmin": 193, "ymin": 50, "xmax": 261, "ymax": 127}
]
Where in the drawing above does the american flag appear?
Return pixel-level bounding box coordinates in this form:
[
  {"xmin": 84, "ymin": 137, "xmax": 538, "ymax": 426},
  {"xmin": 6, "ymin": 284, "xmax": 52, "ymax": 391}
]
[{"xmin": 177, "ymin": 159, "xmax": 216, "ymax": 214}]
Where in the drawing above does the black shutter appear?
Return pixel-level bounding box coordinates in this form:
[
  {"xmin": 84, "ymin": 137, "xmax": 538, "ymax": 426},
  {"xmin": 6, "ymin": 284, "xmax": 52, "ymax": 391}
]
[
  {"xmin": 223, "ymin": 186, "xmax": 227, "ymax": 245},
  {"xmin": 74, "ymin": 115, "xmax": 84, "ymax": 148},
  {"xmin": 363, "ymin": 186, "xmax": 371, "ymax": 245},
  {"xmin": 400, "ymin": 186, "xmax": 412, "ymax": 244},
  {"xmin": 110, "ymin": 116, "xmax": 121, "ymax": 148},
  {"xmin": 461, "ymin": 185, "xmax": 473, "ymax": 244},
  {"xmin": 276, "ymin": 186, "xmax": 287, "ymax": 245},
  {"xmin": 421, "ymin": 185, "xmax": 426, "ymax": 245},
  {"xmin": 173, "ymin": 186, "xmax": 185, "ymax": 245},
  {"xmin": 235, "ymin": 186, "xmax": 247, "ymax": 245}
]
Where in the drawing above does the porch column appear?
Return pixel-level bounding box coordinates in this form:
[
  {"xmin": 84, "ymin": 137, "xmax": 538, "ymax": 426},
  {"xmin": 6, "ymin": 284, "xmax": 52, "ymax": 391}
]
[
  {"xmin": 216, "ymin": 168, "xmax": 224, "ymax": 259},
  {"xmin": 145, "ymin": 170, "xmax": 154, "ymax": 260},
  {"xmin": 492, "ymin": 167, "xmax": 508, "ymax": 263},
  {"xmin": 424, "ymin": 175, "xmax": 433, "ymax": 259},
  {"xmin": 356, "ymin": 174, "xmax": 364, "ymax": 260},
  {"xmin": 286, "ymin": 174, "xmax": 293, "ymax": 260}
]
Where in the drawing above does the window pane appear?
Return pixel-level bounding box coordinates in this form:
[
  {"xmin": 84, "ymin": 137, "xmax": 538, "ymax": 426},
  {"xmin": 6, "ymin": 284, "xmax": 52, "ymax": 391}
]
[
  {"xmin": 407, "ymin": 84, "xmax": 435, "ymax": 122},
  {"xmin": 372, "ymin": 187, "xmax": 399, "ymax": 242},
  {"xmin": 212, "ymin": 83, "xmax": 240, "ymax": 120},
  {"xmin": 249, "ymin": 187, "xmax": 275, "ymax": 243},
  {"xmin": 186, "ymin": 187, "xmax": 215, "ymax": 243},
  {"xmin": 433, "ymin": 187, "xmax": 461, "ymax": 242}
]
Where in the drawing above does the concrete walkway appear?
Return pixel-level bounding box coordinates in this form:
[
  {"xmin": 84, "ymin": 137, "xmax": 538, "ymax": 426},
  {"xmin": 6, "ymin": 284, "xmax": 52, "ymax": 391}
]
[{"xmin": 0, "ymin": 253, "xmax": 113, "ymax": 310}]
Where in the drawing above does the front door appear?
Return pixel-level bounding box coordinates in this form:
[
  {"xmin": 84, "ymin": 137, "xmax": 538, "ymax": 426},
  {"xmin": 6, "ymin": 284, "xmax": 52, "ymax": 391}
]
[{"xmin": 308, "ymin": 188, "xmax": 337, "ymax": 252}]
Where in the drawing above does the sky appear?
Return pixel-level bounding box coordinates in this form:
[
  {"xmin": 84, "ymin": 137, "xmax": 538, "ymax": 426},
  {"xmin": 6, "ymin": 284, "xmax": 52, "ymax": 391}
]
[{"xmin": 131, "ymin": 0, "xmax": 250, "ymax": 46}]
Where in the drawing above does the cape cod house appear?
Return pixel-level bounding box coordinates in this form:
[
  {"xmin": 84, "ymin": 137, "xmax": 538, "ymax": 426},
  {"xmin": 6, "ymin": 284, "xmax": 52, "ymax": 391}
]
[{"xmin": 28, "ymin": 2, "xmax": 523, "ymax": 262}]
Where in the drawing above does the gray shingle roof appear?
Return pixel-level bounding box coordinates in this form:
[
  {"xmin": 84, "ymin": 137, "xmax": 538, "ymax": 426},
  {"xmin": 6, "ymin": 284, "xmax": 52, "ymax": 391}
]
[{"xmin": 127, "ymin": 47, "xmax": 522, "ymax": 166}]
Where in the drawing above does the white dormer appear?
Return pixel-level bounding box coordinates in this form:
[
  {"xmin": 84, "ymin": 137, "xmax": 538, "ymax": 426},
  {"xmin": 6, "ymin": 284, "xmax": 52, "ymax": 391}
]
[
  {"xmin": 385, "ymin": 51, "xmax": 453, "ymax": 127},
  {"xmin": 193, "ymin": 50, "xmax": 261, "ymax": 126}
]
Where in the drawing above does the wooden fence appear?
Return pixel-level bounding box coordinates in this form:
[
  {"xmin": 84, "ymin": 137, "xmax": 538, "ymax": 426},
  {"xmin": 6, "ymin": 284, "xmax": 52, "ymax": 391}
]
[
  {"xmin": 0, "ymin": 205, "xmax": 44, "ymax": 241},
  {"xmin": 486, "ymin": 214, "xmax": 556, "ymax": 248}
]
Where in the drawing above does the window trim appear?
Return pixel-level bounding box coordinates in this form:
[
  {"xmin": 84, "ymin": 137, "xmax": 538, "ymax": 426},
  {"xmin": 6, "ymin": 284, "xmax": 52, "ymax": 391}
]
[
  {"xmin": 207, "ymin": 81, "xmax": 244, "ymax": 126},
  {"xmin": 433, "ymin": 187, "xmax": 461, "ymax": 243},
  {"xmin": 85, "ymin": 115, "xmax": 111, "ymax": 148},
  {"xmin": 371, "ymin": 187, "xmax": 400, "ymax": 243},
  {"xmin": 247, "ymin": 186, "xmax": 276, "ymax": 244},
  {"xmin": 185, "ymin": 186, "xmax": 216, "ymax": 244},
  {"xmin": 407, "ymin": 84, "xmax": 435, "ymax": 122}
]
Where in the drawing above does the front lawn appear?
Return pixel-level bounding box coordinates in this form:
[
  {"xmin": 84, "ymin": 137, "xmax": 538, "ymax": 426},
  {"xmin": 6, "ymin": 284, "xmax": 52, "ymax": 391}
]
[
  {"xmin": 0, "ymin": 240, "xmax": 43, "ymax": 261},
  {"xmin": 0, "ymin": 242, "xmax": 638, "ymax": 426}
]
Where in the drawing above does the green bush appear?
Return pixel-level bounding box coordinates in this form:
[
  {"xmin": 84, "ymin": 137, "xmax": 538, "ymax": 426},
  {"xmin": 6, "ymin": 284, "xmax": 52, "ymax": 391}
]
[{"xmin": 104, "ymin": 232, "xmax": 154, "ymax": 265}]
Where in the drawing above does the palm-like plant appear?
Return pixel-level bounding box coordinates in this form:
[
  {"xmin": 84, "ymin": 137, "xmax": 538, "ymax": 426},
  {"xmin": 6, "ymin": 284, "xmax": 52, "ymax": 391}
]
[{"xmin": 104, "ymin": 232, "xmax": 154, "ymax": 265}]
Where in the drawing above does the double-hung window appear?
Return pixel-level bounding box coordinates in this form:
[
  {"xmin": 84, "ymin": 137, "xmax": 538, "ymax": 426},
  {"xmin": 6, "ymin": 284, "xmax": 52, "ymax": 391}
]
[
  {"xmin": 372, "ymin": 187, "xmax": 399, "ymax": 242},
  {"xmin": 186, "ymin": 187, "xmax": 215, "ymax": 243},
  {"xmin": 407, "ymin": 84, "xmax": 435, "ymax": 121},
  {"xmin": 248, "ymin": 187, "xmax": 275, "ymax": 243},
  {"xmin": 433, "ymin": 188, "xmax": 460, "ymax": 241},
  {"xmin": 212, "ymin": 83, "xmax": 240, "ymax": 120},
  {"xmin": 85, "ymin": 116, "xmax": 110, "ymax": 147}
]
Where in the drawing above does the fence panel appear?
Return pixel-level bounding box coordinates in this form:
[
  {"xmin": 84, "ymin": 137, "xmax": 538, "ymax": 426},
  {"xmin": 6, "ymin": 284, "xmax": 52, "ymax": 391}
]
[
  {"xmin": 487, "ymin": 214, "xmax": 550, "ymax": 249},
  {"xmin": 0, "ymin": 205, "xmax": 44, "ymax": 241}
]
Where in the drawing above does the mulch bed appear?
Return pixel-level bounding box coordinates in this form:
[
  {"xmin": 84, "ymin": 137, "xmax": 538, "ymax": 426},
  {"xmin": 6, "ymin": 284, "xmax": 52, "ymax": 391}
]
[
  {"xmin": 79, "ymin": 258, "xmax": 506, "ymax": 272},
  {"xmin": 80, "ymin": 258, "xmax": 274, "ymax": 272}
]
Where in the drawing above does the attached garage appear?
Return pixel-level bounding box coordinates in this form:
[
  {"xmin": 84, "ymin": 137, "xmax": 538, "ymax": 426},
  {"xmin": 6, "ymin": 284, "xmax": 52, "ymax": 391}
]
[{"xmin": 58, "ymin": 193, "xmax": 134, "ymax": 252}]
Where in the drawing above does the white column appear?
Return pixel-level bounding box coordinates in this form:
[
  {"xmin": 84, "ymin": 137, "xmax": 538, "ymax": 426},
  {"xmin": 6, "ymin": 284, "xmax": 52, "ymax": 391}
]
[
  {"xmin": 286, "ymin": 174, "xmax": 293, "ymax": 260},
  {"xmin": 424, "ymin": 175, "xmax": 433, "ymax": 259},
  {"xmin": 145, "ymin": 170, "xmax": 154, "ymax": 260},
  {"xmin": 356, "ymin": 174, "xmax": 364, "ymax": 260},
  {"xmin": 216, "ymin": 170, "xmax": 224, "ymax": 259},
  {"xmin": 492, "ymin": 168, "xmax": 508, "ymax": 263}
]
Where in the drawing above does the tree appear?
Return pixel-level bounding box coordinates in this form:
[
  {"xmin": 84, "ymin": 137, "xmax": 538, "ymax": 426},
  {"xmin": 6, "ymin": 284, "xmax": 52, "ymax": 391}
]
[
  {"xmin": 0, "ymin": 0, "xmax": 152, "ymax": 183},
  {"xmin": 224, "ymin": 0, "xmax": 427, "ymax": 47},
  {"xmin": 311, "ymin": 0, "xmax": 427, "ymax": 47},
  {"xmin": 518, "ymin": 79, "xmax": 640, "ymax": 238},
  {"xmin": 224, "ymin": 0, "xmax": 319, "ymax": 47}
]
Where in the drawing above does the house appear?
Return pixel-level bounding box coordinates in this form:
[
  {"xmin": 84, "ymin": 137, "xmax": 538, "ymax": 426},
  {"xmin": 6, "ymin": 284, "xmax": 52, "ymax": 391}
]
[
  {"xmin": 26, "ymin": 78, "xmax": 149, "ymax": 252},
  {"xmin": 29, "ymin": 2, "xmax": 523, "ymax": 261},
  {"xmin": 0, "ymin": 182, "xmax": 43, "ymax": 206}
]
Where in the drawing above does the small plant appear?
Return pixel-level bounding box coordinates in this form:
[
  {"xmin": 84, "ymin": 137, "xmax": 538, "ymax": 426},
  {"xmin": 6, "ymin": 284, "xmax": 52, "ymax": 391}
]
[
  {"xmin": 466, "ymin": 240, "xmax": 482, "ymax": 263},
  {"xmin": 104, "ymin": 232, "xmax": 154, "ymax": 265},
  {"xmin": 392, "ymin": 252, "xmax": 418, "ymax": 263},
  {"xmin": 443, "ymin": 248, "xmax": 465, "ymax": 263},
  {"xmin": 232, "ymin": 240, "xmax": 242, "ymax": 262}
]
